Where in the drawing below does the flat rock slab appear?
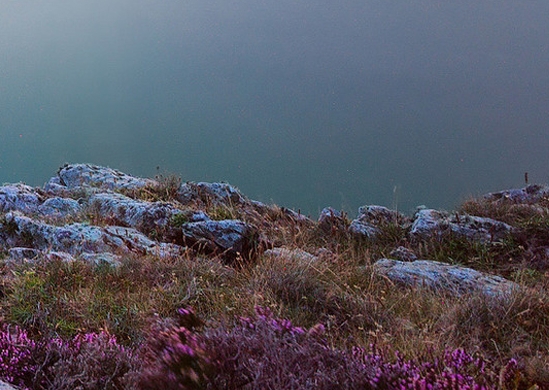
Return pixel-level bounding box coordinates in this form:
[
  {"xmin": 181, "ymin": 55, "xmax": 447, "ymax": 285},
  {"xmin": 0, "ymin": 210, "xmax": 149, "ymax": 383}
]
[
  {"xmin": 373, "ymin": 258, "xmax": 520, "ymax": 297},
  {"xmin": 410, "ymin": 208, "xmax": 514, "ymax": 242},
  {"xmin": 484, "ymin": 184, "xmax": 549, "ymax": 204},
  {"xmin": 181, "ymin": 219, "xmax": 257, "ymax": 263}
]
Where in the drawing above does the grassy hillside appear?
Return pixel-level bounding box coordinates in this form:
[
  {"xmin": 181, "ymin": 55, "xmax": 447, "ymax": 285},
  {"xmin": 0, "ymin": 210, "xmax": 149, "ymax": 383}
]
[{"xmin": 1, "ymin": 177, "xmax": 548, "ymax": 389}]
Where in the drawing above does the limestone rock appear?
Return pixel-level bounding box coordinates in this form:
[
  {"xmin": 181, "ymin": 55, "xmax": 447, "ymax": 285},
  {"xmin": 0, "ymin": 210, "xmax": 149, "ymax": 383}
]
[
  {"xmin": 373, "ymin": 258, "xmax": 519, "ymax": 297},
  {"xmin": 54, "ymin": 163, "xmax": 157, "ymax": 191},
  {"xmin": 79, "ymin": 252, "xmax": 121, "ymax": 266},
  {"xmin": 318, "ymin": 207, "xmax": 347, "ymax": 233},
  {"xmin": 264, "ymin": 247, "xmax": 318, "ymax": 264},
  {"xmin": 0, "ymin": 183, "xmax": 44, "ymax": 213},
  {"xmin": 0, "ymin": 212, "xmax": 185, "ymax": 262},
  {"xmin": 178, "ymin": 181, "xmax": 247, "ymax": 206},
  {"xmin": 0, "ymin": 381, "xmax": 17, "ymax": 390},
  {"xmin": 88, "ymin": 192, "xmax": 207, "ymax": 241},
  {"xmin": 38, "ymin": 197, "xmax": 83, "ymax": 218},
  {"xmin": 8, "ymin": 247, "xmax": 41, "ymax": 261},
  {"xmin": 484, "ymin": 184, "xmax": 549, "ymax": 204},
  {"xmin": 349, "ymin": 205, "xmax": 408, "ymax": 239},
  {"xmin": 409, "ymin": 209, "xmax": 447, "ymax": 238},
  {"xmin": 410, "ymin": 208, "xmax": 514, "ymax": 242},
  {"xmin": 104, "ymin": 225, "xmax": 185, "ymax": 258},
  {"xmin": 181, "ymin": 219, "xmax": 257, "ymax": 264}
]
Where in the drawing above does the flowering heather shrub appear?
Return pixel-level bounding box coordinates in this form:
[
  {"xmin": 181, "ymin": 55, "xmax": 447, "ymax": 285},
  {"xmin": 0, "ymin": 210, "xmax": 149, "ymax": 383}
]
[
  {"xmin": 137, "ymin": 307, "xmax": 212, "ymax": 390},
  {"xmin": 0, "ymin": 323, "xmax": 39, "ymax": 389},
  {"xmin": 45, "ymin": 330, "xmax": 137, "ymax": 390},
  {"xmin": 200, "ymin": 306, "xmax": 510, "ymax": 389},
  {"xmin": 0, "ymin": 310, "xmax": 531, "ymax": 389},
  {"xmin": 203, "ymin": 306, "xmax": 374, "ymax": 389},
  {"xmin": 352, "ymin": 345, "xmax": 498, "ymax": 389},
  {"xmin": 0, "ymin": 324, "xmax": 136, "ymax": 390}
]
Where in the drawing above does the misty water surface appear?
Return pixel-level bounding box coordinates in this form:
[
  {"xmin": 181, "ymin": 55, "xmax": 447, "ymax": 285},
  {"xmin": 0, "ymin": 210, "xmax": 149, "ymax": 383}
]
[{"xmin": 1, "ymin": 0, "xmax": 549, "ymax": 216}]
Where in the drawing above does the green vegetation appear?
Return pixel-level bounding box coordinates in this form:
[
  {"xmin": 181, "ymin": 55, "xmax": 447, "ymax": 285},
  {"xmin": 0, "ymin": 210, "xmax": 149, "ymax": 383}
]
[{"xmin": 2, "ymin": 188, "xmax": 549, "ymax": 388}]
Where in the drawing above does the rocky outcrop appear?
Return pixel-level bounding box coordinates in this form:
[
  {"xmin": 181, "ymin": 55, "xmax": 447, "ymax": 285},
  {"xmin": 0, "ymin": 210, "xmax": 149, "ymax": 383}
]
[
  {"xmin": 410, "ymin": 208, "xmax": 514, "ymax": 242},
  {"xmin": 55, "ymin": 163, "xmax": 157, "ymax": 191},
  {"xmin": 0, "ymin": 212, "xmax": 185, "ymax": 263},
  {"xmin": 484, "ymin": 184, "xmax": 549, "ymax": 204},
  {"xmin": 181, "ymin": 219, "xmax": 259, "ymax": 264},
  {"xmin": 0, "ymin": 161, "xmax": 542, "ymax": 292},
  {"xmin": 87, "ymin": 192, "xmax": 205, "ymax": 242},
  {"xmin": 0, "ymin": 164, "xmax": 281, "ymax": 266},
  {"xmin": 0, "ymin": 183, "xmax": 44, "ymax": 213},
  {"xmin": 373, "ymin": 258, "xmax": 519, "ymax": 297},
  {"xmin": 349, "ymin": 205, "xmax": 409, "ymax": 240},
  {"xmin": 318, "ymin": 207, "xmax": 347, "ymax": 233},
  {"xmin": 178, "ymin": 181, "xmax": 247, "ymax": 207}
]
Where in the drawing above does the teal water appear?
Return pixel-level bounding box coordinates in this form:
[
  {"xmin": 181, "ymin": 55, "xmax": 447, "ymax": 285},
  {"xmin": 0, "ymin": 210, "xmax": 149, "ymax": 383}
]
[{"xmin": 1, "ymin": 1, "xmax": 549, "ymax": 216}]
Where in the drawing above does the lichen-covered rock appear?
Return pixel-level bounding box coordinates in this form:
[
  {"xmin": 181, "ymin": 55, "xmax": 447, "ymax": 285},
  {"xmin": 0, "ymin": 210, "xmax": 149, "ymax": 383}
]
[
  {"xmin": 104, "ymin": 225, "xmax": 185, "ymax": 258},
  {"xmin": 8, "ymin": 247, "xmax": 41, "ymax": 261},
  {"xmin": 373, "ymin": 258, "xmax": 519, "ymax": 297},
  {"xmin": 54, "ymin": 163, "xmax": 157, "ymax": 191},
  {"xmin": 484, "ymin": 184, "xmax": 549, "ymax": 204},
  {"xmin": 88, "ymin": 192, "xmax": 207, "ymax": 241},
  {"xmin": 38, "ymin": 197, "xmax": 83, "ymax": 218},
  {"xmin": 0, "ymin": 212, "xmax": 185, "ymax": 261},
  {"xmin": 264, "ymin": 247, "xmax": 318, "ymax": 264},
  {"xmin": 318, "ymin": 207, "xmax": 347, "ymax": 233},
  {"xmin": 449, "ymin": 214, "xmax": 514, "ymax": 241},
  {"xmin": 349, "ymin": 205, "xmax": 408, "ymax": 239},
  {"xmin": 409, "ymin": 209, "xmax": 447, "ymax": 238},
  {"xmin": 79, "ymin": 252, "xmax": 121, "ymax": 266},
  {"xmin": 410, "ymin": 208, "xmax": 514, "ymax": 242},
  {"xmin": 6, "ymin": 247, "xmax": 77, "ymax": 264},
  {"xmin": 0, "ymin": 184, "xmax": 44, "ymax": 213},
  {"xmin": 178, "ymin": 181, "xmax": 247, "ymax": 206},
  {"xmin": 181, "ymin": 219, "xmax": 258, "ymax": 264}
]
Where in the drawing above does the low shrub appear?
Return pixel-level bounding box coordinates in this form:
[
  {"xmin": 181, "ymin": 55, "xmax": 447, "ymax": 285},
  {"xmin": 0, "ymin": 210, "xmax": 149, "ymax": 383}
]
[
  {"xmin": 0, "ymin": 324, "xmax": 39, "ymax": 389},
  {"xmin": 0, "ymin": 307, "xmax": 538, "ymax": 389},
  {"xmin": 0, "ymin": 325, "xmax": 136, "ymax": 390}
]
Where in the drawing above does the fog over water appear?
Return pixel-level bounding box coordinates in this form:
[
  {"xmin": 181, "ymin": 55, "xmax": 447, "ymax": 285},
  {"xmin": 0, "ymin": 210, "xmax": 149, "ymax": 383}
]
[{"xmin": 1, "ymin": 1, "xmax": 549, "ymax": 216}]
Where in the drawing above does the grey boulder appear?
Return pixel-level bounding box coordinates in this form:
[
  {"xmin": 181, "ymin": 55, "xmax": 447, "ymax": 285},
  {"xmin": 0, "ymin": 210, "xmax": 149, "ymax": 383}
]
[
  {"xmin": 88, "ymin": 192, "xmax": 208, "ymax": 241},
  {"xmin": 178, "ymin": 181, "xmax": 247, "ymax": 206},
  {"xmin": 373, "ymin": 258, "xmax": 519, "ymax": 297},
  {"xmin": 349, "ymin": 205, "xmax": 408, "ymax": 239},
  {"xmin": 0, "ymin": 212, "xmax": 185, "ymax": 261},
  {"xmin": 51, "ymin": 163, "xmax": 157, "ymax": 191},
  {"xmin": 410, "ymin": 208, "xmax": 514, "ymax": 242},
  {"xmin": 181, "ymin": 219, "xmax": 258, "ymax": 264},
  {"xmin": 484, "ymin": 184, "xmax": 549, "ymax": 204},
  {"xmin": 318, "ymin": 207, "xmax": 347, "ymax": 233}
]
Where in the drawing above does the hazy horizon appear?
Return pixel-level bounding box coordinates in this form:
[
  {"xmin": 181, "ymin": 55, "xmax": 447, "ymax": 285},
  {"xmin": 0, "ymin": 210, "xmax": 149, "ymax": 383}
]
[{"xmin": 1, "ymin": 0, "xmax": 549, "ymax": 216}]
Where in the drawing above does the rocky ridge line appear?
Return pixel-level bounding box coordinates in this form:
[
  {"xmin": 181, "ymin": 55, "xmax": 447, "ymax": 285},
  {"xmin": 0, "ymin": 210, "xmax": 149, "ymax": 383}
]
[{"xmin": 1, "ymin": 163, "xmax": 546, "ymax": 298}]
